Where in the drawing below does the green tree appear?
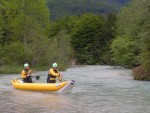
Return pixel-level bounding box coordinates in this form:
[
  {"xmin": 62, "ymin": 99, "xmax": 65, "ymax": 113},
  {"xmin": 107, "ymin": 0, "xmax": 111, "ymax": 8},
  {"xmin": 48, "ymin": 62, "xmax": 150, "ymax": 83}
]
[
  {"xmin": 140, "ymin": 1, "xmax": 150, "ymax": 71},
  {"xmin": 111, "ymin": 35, "xmax": 138, "ymax": 68},
  {"xmin": 46, "ymin": 31, "xmax": 74, "ymax": 70},
  {"xmin": 0, "ymin": 0, "xmax": 18, "ymax": 45},
  {"xmin": 0, "ymin": 0, "xmax": 51, "ymax": 69},
  {"xmin": 112, "ymin": 0, "xmax": 150, "ymax": 73},
  {"xmin": 71, "ymin": 14, "xmax": 105, "ymax": 64},
  {"xmin": 47, "ymin": 16, "xmax": 79, "ymax": 39},
  {"xmin": 101, "ymin": 13, "xmax": 116, "ymax": 64}
]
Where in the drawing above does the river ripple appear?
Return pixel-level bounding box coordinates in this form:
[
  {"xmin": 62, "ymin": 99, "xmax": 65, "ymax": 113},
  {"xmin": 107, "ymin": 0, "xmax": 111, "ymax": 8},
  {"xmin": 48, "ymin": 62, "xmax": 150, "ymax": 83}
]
[{"xmin": 0, "ymin": 65, "xmax": 150, "ymax": 113}]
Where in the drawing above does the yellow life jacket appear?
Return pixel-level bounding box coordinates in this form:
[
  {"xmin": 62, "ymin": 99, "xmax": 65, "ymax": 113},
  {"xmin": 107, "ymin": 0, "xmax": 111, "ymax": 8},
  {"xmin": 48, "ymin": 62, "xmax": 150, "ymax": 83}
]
[
  {"xmin": 21, "ymin": 69, "xmax": 31, "ymax": 79},
  {"xmin": 48, "ymin": 68, "xmax": 61, "ymax": 81}
]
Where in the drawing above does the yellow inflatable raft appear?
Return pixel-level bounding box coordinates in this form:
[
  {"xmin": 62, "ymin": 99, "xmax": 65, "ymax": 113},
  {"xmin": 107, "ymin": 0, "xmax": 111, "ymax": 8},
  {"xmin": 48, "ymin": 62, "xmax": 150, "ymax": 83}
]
[{"xmin": 11, "ymin": 79, "xmax": 75, "ymax": 92}]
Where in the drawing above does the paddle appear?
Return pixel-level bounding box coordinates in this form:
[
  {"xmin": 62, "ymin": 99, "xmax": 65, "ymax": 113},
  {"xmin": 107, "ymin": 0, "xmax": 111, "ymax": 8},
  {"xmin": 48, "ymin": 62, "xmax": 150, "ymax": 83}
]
[{"xmin": 17, "ymin": 75, "xmax": 40, "ymax": 80}]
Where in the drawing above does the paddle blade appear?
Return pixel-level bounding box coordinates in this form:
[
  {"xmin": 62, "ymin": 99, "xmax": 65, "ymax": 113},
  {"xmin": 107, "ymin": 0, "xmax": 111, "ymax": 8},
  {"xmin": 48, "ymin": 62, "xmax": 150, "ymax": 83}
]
[{"xmin": 35, "ymin": 76, "xmax": 40, "ymax": 80}]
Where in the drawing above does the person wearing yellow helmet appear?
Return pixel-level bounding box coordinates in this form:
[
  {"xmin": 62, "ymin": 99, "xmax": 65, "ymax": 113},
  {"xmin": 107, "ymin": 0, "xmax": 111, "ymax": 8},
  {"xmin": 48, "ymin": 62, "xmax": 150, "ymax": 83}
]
[
  {"xmin": 47, "ymin": 63, "xmax": 62, "ymax": 83},
  {"xmin": 21, "ymin": 63, "xmax": 33, "ymax": 83}
]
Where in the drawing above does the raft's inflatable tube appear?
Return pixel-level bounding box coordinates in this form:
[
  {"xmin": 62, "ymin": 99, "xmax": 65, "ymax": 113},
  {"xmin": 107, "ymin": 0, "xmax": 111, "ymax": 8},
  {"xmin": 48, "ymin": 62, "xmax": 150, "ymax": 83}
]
[{"xmin": 11, "ymin": 79, "xmax": 75, "ymax": 92}]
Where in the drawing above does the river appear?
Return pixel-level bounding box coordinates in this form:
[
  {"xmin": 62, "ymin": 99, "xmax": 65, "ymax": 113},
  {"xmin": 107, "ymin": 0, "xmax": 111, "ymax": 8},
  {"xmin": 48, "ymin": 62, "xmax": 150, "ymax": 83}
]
[{"xmin": 0, "ymin": 65, "xmax": 150, "ymax": 113}]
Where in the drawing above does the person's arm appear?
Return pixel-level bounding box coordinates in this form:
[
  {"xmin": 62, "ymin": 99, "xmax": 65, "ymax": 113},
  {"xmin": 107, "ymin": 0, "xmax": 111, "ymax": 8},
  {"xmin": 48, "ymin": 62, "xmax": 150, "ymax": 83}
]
[
  {"xmin": 21, "ymin": 70, "xmax": 26, "ymax": 78},
  {"xmin": 26, "ymin": 69, "xmax": 32, "ymax": 77},
  {"xmin": 49, "ymin": 69, "xmax": 60, "ymax": 77},
  {"xmin": 58, "ymin": 74, "xmax": 62, "ymax": 81}
]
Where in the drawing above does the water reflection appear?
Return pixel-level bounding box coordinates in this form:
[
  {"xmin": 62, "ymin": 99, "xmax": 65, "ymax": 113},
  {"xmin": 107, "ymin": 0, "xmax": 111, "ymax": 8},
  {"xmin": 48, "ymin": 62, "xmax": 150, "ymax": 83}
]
[{"xmin": 4, "ymin": 90, "xmax": 71, "ymax": 113}]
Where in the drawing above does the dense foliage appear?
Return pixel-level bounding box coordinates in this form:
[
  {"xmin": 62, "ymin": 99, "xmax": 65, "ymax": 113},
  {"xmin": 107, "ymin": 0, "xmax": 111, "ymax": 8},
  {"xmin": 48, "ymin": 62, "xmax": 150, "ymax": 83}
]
[
  {"xmin": 111, "ymin": 35, "xmax": 137, "ymax": 68},
  {"xmin": 0, "ymin": 0, "xmax": 73, "ymax": 73},
  {"xmin": 71, "ymin": 14, "xmax": 116, "ymax": 64},
  {"xmin": 111, "ymin": 0, "xmax": 150, "ymax": 79},
  {"xmin": 0, "ymin": 0, "xmax": 49, "ymax": 68}
]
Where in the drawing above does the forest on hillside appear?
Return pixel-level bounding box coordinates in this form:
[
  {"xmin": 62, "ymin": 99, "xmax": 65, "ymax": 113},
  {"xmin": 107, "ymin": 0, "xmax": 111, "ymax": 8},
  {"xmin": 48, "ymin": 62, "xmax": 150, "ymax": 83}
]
[
  {"xmin": 47, "ymin": 0, "xmax": 131, "ymax": 19},
  {"xmin": 0, "ymin": 0, "xmax": 150, "ymax": 81}
]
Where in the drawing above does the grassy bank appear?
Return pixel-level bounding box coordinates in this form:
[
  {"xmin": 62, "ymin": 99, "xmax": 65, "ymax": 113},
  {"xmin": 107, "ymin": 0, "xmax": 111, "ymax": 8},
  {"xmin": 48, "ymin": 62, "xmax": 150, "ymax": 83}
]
[
  {"xmin": 0, "ymin": 64, "xmax": 68, "ymax": 74},
  {"xmin": 133, "ymin": 66, "xmax": 150, "ymax": 81},
  {"xmin": 0, "ymin": 66, "xmax": 49, "ymax": 74},
  {"xmin": 0, "ymin": 65, "xmax": 23, "ymax": 74}
]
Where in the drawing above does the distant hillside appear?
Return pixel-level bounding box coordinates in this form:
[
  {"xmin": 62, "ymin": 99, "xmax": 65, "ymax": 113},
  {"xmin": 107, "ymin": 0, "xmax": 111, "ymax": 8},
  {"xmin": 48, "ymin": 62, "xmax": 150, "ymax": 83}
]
[{"xmin": 47, "ymin": 0, "xmax": 131, "ymax": 20}]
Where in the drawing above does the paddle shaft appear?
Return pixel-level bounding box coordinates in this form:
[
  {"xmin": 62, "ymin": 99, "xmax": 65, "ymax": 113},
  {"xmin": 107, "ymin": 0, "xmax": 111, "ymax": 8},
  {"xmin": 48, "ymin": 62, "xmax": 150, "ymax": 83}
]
[{"xmin": 17, "ymin": 75, "xmax": 40, "ymax": 80}]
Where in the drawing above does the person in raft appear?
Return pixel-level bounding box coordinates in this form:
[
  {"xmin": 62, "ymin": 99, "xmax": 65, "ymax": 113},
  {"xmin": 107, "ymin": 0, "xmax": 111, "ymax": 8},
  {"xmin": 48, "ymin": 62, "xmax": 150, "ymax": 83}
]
[
  {"xmin": 21, "ymin": 63, "xmax": 33, "ymax": 83},
  {"xmin": 47, "ymin": 63, "xmax": 62, "ymax": 83}
]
